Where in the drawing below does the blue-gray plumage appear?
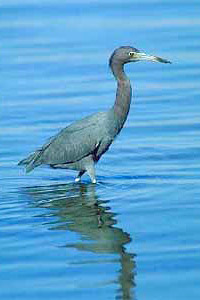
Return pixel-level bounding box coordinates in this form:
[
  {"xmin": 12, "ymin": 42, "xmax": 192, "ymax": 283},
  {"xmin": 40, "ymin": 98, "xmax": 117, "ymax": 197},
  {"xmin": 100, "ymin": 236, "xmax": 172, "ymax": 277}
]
[{"xmin": 18, "ymin": 46, "xmax": 171, "ymax": 183}]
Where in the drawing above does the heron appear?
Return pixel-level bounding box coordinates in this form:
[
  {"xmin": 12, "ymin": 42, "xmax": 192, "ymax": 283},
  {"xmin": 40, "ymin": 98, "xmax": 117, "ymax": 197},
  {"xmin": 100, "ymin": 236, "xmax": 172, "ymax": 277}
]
[{"xmin": 18, "ymin": 46, "xmax": 171, "ymax": 183}]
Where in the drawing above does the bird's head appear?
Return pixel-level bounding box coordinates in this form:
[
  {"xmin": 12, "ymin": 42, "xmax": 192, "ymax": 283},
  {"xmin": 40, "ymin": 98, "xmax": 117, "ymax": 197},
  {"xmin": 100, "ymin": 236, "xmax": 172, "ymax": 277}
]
[{"xmin": 109, "ymin": 46, "xmax": 171, "ymax": 66}]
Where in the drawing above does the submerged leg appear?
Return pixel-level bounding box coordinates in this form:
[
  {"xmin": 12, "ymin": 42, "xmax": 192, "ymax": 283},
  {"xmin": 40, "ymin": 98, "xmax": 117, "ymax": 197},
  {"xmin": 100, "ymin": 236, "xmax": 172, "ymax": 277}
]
[
  {"xmin": 86, "ymin": 164, "xmax": 96, "ymax": 184},
  {"xmin": 74, "ymin": 170, "xmax": 85, "ymax": 183}
]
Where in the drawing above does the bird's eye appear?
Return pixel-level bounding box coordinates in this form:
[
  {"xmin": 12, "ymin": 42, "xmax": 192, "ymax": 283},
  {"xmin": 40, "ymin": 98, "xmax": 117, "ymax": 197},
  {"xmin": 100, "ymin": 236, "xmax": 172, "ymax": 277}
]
[{"xmin": 129, "ymin": 52, "xmax": 135, "ymax": 57}]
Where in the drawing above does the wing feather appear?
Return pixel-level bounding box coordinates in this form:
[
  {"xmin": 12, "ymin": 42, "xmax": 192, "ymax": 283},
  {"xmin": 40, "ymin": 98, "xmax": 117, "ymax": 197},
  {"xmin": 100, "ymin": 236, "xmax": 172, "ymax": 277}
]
[{"xmin": 39, "ymin": 112, "xmax": 107, "ymax": 165}]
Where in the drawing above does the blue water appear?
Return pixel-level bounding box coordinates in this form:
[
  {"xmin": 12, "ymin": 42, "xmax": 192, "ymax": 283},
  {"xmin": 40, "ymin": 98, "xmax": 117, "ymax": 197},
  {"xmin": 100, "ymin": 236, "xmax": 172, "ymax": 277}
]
[{"xmin": 1, "ymin": 0, "xmax": 200, "ymax": 299}]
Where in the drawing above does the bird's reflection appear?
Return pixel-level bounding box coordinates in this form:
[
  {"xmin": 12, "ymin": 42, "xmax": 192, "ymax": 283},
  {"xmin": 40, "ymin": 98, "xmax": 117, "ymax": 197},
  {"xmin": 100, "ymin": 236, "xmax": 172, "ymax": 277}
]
[{"xmin": 23, "ymin": 183, "xmax": 136, "ymax": 300}]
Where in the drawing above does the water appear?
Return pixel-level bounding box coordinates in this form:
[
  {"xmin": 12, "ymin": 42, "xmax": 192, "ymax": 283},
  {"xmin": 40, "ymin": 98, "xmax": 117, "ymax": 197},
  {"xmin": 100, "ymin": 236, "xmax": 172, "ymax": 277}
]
[{"xmin": 1, "ymin": 0, "xmax": 200, "ymax": 299}]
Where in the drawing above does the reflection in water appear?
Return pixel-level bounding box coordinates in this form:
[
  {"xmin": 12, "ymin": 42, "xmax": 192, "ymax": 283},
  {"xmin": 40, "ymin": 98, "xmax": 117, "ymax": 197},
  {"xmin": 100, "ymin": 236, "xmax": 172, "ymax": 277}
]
[{"xmin": 23, "ymin": 183, "xmax": 136, "ymax": 300}]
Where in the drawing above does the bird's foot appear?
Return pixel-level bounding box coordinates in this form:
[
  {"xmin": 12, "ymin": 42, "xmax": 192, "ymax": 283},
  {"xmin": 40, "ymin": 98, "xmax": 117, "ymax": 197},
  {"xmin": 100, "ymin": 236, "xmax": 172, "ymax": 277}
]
[{"xmin": 74, "ymin": 177, "xmax": 81, "ymax": 183}]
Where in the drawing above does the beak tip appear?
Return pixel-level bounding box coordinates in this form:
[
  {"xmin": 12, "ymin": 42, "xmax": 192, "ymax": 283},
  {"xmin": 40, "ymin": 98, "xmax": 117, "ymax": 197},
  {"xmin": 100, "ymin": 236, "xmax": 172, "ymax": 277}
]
[{"xmin": 156, "ymin": 56, "xmax": 172, "ymax": 64}]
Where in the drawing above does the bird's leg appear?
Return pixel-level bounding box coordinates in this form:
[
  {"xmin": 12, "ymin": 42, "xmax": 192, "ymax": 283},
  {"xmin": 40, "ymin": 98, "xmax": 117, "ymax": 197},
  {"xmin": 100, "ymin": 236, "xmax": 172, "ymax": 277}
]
[
  {"xmin": 86, "ymin": 164, "xmax": 96, "ymax": 184},
  {"xmin": 75, "ymin": 170, "xmax": 85, "ymax": 183}
]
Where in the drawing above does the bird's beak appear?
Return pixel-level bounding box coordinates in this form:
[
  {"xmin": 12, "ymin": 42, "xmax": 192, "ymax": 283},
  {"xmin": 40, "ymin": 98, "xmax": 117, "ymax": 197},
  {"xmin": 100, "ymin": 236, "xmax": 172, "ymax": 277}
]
[{"xmin": 136, "ymin": 52, "xmax": 171, "ymax": 64}]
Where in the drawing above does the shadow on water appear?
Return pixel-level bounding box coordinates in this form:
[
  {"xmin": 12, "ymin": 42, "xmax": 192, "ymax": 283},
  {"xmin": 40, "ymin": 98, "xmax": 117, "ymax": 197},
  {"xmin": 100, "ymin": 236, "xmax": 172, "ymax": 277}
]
[{"xmin": 22, "ymin": 183, "xmax": 136, "ymax": 300}]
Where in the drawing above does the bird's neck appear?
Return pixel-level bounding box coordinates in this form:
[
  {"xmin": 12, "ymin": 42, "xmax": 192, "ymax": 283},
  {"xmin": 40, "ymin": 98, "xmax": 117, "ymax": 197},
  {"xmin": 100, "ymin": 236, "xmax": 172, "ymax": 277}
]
[{"xmin": 111, "ymin": 62, "xmax": 132, "ymax": 131}]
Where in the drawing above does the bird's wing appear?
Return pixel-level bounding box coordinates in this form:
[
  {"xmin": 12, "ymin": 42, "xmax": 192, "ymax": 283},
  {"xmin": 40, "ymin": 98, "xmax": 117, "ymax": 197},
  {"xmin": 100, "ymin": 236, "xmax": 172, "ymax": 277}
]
[
  {"xmin": 39, "ymin": 112, "xmax": 108, "ymax": 165},
  {"xmin": 95, "ymin": 136, "xmax": 114, "ymax": 159}
]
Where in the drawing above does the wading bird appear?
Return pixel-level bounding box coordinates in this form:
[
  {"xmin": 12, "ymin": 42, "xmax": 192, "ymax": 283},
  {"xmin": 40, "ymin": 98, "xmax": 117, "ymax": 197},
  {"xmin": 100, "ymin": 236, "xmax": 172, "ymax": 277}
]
[{"xmin": 18, "ymin": 46, "xmax": 171, "ymax": 183}]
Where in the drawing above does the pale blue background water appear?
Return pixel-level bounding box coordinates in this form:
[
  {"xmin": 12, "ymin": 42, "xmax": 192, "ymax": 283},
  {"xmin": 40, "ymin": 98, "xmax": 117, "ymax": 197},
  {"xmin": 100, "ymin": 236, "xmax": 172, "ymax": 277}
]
[{"xmin": 1, "ymin": 0, "xmax": 200, "ymax": 299}]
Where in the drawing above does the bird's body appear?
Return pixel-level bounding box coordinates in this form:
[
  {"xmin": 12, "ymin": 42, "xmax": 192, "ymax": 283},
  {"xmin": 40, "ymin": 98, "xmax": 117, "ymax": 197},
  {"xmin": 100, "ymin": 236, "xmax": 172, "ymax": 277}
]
[{"xmin": 19, "ymin": 46, "xmax": 170, "ymax": 183}]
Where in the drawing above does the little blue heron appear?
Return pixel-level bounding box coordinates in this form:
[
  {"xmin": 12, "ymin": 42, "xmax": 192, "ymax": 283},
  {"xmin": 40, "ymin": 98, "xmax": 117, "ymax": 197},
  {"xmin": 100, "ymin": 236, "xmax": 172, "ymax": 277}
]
[{"xmin": 18, "ymin": 46, "xmax": 171, "ymax": 183}]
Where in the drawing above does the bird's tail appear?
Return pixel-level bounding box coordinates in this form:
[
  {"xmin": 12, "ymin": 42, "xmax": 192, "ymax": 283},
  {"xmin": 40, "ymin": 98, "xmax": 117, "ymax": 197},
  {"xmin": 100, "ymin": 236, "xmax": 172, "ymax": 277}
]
[{"xmin": 18, "ymin": 150, "xmax": 42, "ymax": 173}]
